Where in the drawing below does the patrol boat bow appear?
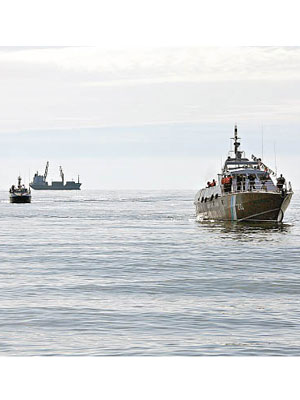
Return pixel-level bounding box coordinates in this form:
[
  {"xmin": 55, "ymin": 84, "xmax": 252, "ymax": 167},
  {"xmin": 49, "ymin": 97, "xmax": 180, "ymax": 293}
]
[{"xmin": 194, "ymin": 126, "xmax": 293, "ymax": 222}]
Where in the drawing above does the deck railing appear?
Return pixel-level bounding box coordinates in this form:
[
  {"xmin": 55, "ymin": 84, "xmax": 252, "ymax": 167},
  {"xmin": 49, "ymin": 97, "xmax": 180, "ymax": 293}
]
[{"xmin": 222, "ymin": 180, "xmax": 291, "ymax": 195}]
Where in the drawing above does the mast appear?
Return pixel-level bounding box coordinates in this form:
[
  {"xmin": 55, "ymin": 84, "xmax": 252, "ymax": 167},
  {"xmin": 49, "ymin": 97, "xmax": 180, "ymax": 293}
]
[
  {"xmin": 59, "ymin": 166, "xmax": 65, "ymax": 185},
  {"xmin": 44, "ymin": 161, "xmax": 49, "ymax": 181},
  {"xmin": 233, "ymin": 124, "xmax": 241, "ymax": 156}
]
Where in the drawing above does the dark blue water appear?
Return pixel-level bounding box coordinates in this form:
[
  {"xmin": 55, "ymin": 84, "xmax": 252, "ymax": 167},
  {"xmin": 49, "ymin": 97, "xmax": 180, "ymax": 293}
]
[{"xmin": 0, "ymin": 189, "xmax": 299, "ymax": 355}]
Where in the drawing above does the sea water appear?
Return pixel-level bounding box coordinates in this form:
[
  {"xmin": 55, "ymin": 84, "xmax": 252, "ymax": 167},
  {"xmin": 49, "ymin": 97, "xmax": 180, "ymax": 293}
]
[{"xmin": 0, "ymin": 190, "xmax": 299, "ymax": 356}]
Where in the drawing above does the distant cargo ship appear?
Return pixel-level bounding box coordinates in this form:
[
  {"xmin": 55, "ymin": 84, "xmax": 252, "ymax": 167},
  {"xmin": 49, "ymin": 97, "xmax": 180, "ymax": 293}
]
[{"xmin": 30, "ymin": 162, "xmax": 81, "ymax": 190}]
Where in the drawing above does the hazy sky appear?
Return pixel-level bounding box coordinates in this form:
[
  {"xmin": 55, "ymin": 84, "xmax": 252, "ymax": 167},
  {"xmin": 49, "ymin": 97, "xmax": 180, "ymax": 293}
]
[{"xmin": 0, "ymin": 46, "xmax": 299, "ymax": 189}]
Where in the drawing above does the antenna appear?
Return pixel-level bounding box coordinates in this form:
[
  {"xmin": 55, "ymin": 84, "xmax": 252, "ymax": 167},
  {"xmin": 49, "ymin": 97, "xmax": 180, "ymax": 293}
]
[
  {"xmin": 274, "ymin": 141, "xmax": 278, "ymax": 177},
  {"xmin": 261, "ymin": 124, "xmax": 264, "ymax": 159}
]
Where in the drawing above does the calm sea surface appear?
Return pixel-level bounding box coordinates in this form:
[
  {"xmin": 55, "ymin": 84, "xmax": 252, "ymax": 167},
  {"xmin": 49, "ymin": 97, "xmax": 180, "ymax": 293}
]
[{"xmin": 0, "ymin": 189, "xmax": 299, "ymax": 356}]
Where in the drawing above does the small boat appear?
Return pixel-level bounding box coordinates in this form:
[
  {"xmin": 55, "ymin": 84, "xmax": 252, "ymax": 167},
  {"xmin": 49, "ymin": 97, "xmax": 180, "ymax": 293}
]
[
  {"xmin": 9, "ymin": 176, "xmax": 31, "ymax": 203},
  {"xmin": 194, "ymin": 125, "xmax": 293, "ymax": 222}
]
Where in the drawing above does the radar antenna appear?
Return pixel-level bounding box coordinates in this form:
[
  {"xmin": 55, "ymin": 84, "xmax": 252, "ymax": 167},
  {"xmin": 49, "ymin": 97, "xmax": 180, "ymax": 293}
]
[
  {"xmin": 44, "ymin": 161, "xmax": 49, "ymax": 181},
  {"xmin": 59, "ymin": 166, "xmax": 65, "ymax": 185}
]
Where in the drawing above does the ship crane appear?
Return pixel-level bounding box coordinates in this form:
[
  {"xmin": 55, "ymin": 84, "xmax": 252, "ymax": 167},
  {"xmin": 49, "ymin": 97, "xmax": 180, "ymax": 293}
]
[
  {"xmin": 59, "ymin": 166, "xmax": 65, "ymax": 185},
  {"xmin": 44, "ymin": 161, "xmax": 49, "ymax": 181}
]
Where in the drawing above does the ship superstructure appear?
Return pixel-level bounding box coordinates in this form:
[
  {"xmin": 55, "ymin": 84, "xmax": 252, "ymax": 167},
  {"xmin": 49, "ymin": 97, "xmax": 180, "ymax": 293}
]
[
  {"xmin": 194, "ymin": 126, "xmax": 293, "ymax": 222},
  {"xmin": 30, "ymin": 162, "xmax": 81, "ymax": 190}
]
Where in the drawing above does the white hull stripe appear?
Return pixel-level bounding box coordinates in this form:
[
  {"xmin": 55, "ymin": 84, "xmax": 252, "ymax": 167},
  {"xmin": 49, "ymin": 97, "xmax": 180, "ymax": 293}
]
[{"xmin": 230, "ymin": 195, "xmax": 237, "ymax": 221}]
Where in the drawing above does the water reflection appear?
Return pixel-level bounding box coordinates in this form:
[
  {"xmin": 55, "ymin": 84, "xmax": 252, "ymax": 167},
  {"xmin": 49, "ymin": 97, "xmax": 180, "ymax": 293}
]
[{"xmin": 196, "ymin": 219, "xmax": 292, "ymax": 242}]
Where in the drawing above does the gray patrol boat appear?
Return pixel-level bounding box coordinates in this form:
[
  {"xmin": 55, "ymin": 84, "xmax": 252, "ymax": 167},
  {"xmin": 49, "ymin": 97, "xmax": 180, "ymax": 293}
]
[
  {"xmin": 30, "ymin": 162, "xmax": 81, "ymax": 190},
  {"xmin": 194, "ymin": 126, "xmax": 293, "ymax": 222}
]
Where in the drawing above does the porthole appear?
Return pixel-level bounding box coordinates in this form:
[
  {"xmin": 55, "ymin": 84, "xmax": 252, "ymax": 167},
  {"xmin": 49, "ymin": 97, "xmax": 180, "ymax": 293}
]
[
  {"xmin": 201, "ymin": 197, "xmax": 204, "ymax": 203},
  {"xmin": 215, "ymin": 194, "xmax": 219, "ymax": 199},
  {"xmin": 210, "ymin": 195, "xmax": 214, "ymax": 201}
]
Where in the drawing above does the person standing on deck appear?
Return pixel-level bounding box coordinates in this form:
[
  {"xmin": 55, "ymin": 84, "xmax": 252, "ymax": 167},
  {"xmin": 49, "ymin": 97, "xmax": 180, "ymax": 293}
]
[
  {"xmin": 241, "ymin": 175, "xmax": 246, "ymax": 191},
  {"xmin": 236, "ymin": 175, "xmax": 242, "ymax": 191},
  {"xmin": 277, "ymin": 174, "xmax": 286, "ymax": 191},
  {"xmin": 249, "ymin": 174, "xmax": 256, "ymax": 191}
]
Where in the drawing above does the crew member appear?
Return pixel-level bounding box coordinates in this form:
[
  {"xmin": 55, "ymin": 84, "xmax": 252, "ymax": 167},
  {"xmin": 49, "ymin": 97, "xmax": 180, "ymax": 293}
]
[
  {"xmin": 241, "ymin": 175, "xmax": 246, "ymax": 191},
  {"xmin": 222, "ymin": 175, "xmax": 232, "ymax": 193},
  {"xmin": 236, "ymin": 175, "xmax": 242, "ymax": 191},
  {"xmin": 248, "ymin": 174, "xmax": 256, "ymax": 191},
  {"xmin": 277, "ymin": 174, "xmax": 286, "ymax": 191}
]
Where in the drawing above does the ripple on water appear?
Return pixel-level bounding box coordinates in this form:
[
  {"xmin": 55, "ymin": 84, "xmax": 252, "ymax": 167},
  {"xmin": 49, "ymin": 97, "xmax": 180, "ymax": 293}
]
[{"xmin": 0, "ymin": 189, "xmax": 299, "ymax": 355}]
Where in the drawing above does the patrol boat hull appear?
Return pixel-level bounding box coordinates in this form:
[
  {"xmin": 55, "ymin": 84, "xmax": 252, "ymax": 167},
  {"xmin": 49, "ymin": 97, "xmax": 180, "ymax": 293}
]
[{"xmin": 195, "ymin": 190, "xmax": 292, "ymax": 222}]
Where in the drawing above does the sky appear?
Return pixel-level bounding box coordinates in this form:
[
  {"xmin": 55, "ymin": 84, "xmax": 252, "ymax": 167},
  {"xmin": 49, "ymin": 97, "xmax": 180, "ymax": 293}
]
[{"xmin": 0, "ymin": 46, "xmax": 300, "ymax": 189}]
